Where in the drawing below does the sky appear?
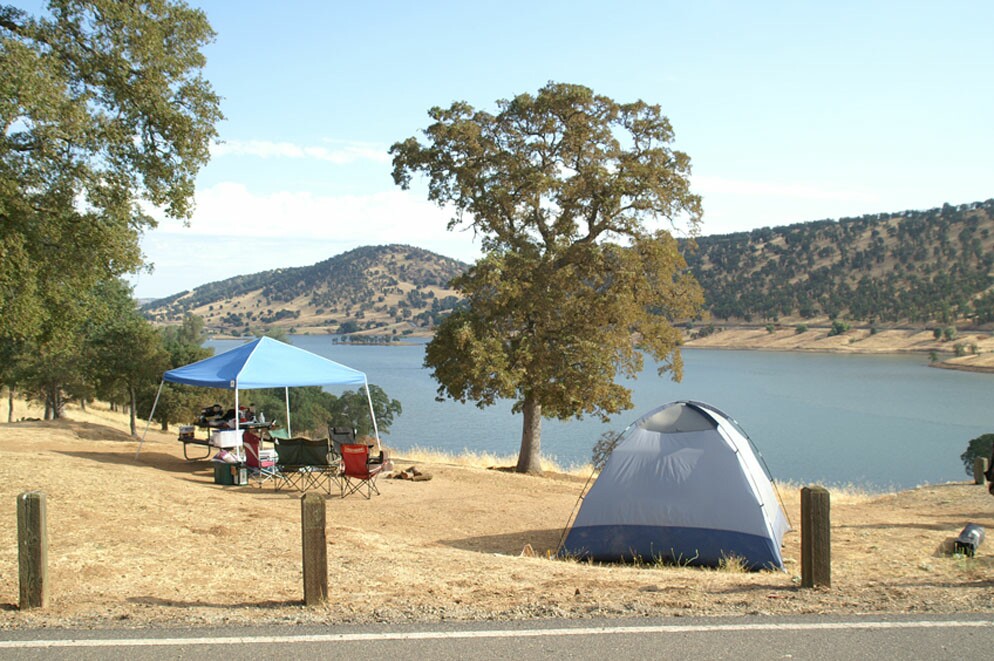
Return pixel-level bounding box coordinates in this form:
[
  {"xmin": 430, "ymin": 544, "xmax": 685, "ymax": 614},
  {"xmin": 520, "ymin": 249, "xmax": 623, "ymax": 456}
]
[{"xmin": 113, "ymin": 0, "xmax": 994, "ymax": 298}]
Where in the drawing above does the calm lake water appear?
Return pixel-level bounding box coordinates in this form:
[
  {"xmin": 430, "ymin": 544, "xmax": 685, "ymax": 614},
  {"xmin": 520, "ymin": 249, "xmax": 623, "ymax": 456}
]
[{"xmin": 208, "ymin": 337, "xmax": 994, "ymax": 492}]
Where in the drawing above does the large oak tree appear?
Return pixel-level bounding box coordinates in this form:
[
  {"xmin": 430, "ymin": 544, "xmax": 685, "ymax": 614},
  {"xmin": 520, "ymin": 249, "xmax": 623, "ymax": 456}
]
[
  {"xmin": 0, "ymin": 0, "xmax": 222, "ymax": 346},
  {"xmin": 391, "ymin": 82, "xmax": 704, "ymax": 474}
]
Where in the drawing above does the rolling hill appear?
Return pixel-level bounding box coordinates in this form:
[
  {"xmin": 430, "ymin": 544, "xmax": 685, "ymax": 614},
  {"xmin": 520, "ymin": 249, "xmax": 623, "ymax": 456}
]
[
  {"xmin": 685, "ymin": 199, "xmax": 994, "ymax": 327},
  {"xmin": 143, "ymin": 199, "xmax": 994, "ymax": 338},
  {"xmin": 141, "ymin": 245, "xmax": 467, "ymax": 338}
]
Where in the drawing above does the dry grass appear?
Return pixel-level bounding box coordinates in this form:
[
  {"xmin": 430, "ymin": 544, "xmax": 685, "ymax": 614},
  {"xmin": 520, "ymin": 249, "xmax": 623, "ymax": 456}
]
[
  {"xmin": 399, "ymin": 445, "xmax": 593, "ymax": 476},
  {"xmin": 1, "ymin": 398, "xmax": 994, "ymax": 630}
]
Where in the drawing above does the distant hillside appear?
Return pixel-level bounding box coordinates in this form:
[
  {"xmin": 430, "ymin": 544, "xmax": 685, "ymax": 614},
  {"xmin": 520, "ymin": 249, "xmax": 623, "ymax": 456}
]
[
  {"xmin": 144, "ymin": 200, "xmax": 994, "ymax": 339},
  {"xmin": 685, "ymin": 199, "xmax": 994, "ymax": 327},
  {"xmin": 142, "ymin": 245, "xmax": 468, "ymax": 338}
]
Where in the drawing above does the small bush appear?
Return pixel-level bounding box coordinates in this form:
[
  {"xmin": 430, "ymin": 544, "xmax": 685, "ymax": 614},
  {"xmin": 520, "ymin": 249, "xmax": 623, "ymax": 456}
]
[
  {"xmin": 828, "ymin": 320, "xmax": 851, "ymax": 337},
  {"xmin": 960, "ymin": 433, "xmax": 994, "ymax": 476},
  {"xmin": 795, "ymin": 324, "xmax": 808, "ymax": 334}
]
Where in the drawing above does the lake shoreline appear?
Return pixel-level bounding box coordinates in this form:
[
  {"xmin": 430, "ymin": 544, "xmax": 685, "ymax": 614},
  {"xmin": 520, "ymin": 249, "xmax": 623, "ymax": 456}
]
[{"xmin": 682, "ymin": 325, "xmax": 994, "ymax": 375}]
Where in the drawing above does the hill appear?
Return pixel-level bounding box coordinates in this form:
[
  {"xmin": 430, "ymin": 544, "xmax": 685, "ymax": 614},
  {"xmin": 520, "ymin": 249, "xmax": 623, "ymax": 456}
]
[
  {"xmin": 685, "ymin": 199, "xmax": 994, "ymax": 327},
  {"xmin": 142, "ymin": 245, "xmax": 467, "ymax": 338},
  {"xmin": 143, "ymin": 199, "xmax": 994, "ymax": 341}
]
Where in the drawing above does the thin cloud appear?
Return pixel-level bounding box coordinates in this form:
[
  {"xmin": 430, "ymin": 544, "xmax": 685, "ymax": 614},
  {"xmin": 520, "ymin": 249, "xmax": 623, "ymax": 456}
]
[
  {"xmin": 152, "ymin": 182, "xmax": 479, "ymax": 261},
  {"xmin": 211, "ymin": 139, "xmax": 391, "ymax": 164},
  {"xmin": 693, "ymin": 175, "xmax": 874, "ymax": 203}
]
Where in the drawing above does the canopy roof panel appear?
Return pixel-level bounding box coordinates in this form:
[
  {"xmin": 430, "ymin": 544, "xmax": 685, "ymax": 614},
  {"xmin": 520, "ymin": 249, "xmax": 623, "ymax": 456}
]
[{"xmin": 163, "ymin": 336, "xmax": 367, "ymax": 389}]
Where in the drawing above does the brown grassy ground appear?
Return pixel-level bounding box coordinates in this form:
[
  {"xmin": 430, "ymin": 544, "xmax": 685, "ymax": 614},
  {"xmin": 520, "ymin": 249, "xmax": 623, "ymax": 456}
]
[{"xmin": 1, "ymin": 400, "xmax": 993, "ymax": 630}]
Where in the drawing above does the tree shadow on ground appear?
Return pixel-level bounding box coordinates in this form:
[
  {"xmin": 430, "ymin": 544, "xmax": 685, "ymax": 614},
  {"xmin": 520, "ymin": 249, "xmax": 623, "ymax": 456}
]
[
  {"xmin": 836, "ymin": 520, "xmax": 990, "ymax": 533},
  {"xmin": 441, "ymin": 528, "xmax": 566, "ymax": 555},
  {"xmin": 127, "ymin": 596, "xmax": 301, "ymax": 609},
  {"xmin": 8, "ymin": 418, "xmax": 136, "ymax": 442},
  {"xmin": 57, "ymin": 450, "xmax": 209, "ymax": 478}
]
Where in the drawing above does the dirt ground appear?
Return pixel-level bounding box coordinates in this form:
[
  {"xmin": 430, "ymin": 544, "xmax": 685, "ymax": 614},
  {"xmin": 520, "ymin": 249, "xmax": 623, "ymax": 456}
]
[{"xmin": 1, "ymin": 402, "xmax": 993, "ymax": 630}]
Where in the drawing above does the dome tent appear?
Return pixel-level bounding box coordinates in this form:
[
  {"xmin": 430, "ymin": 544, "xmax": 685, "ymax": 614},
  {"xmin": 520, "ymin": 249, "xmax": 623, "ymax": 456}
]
[{"xmin": 560, "ymin": 400, "xmax": 790, "ymax": 570}]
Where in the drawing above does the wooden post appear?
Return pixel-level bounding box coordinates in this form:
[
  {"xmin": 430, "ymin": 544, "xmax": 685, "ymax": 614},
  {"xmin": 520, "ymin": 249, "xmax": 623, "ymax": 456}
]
[
  {"xmin": 973, "ymin": 457, "xmax": 988, "ymax": 485},
  {"xmin": 300, "ymin": 492, "xmax": 327, "ymax": 605},
  {"xmin": 17, "ymin": 491, "xmax": 48, "ymax": 609},
  {"xmin": 801, "ymin": 486, "xmax": 831, "ymax": 589}
]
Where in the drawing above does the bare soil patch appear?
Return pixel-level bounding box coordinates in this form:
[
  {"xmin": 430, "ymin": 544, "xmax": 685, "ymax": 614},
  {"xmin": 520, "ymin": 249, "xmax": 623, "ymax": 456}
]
[{"xmin": 1, "ymin": 403, "xmax": 993, "ymax": 630}]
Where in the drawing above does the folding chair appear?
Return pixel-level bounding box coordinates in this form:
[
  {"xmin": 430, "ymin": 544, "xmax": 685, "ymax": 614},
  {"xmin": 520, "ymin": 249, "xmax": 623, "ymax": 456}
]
[
  {"xmin": 243, "ymin": 431, "xmax": 278, "ymax": 486},
  {"xmin": 340, "ymin": 443, "xmax": 384, "ymax": 499},
  {"xmin": 329, "ymin": 425, "xmax": 356, "ymax": 460},
  {"xmin": 273, "ymin": 437, "xmax": 340, "ymax": 495}
]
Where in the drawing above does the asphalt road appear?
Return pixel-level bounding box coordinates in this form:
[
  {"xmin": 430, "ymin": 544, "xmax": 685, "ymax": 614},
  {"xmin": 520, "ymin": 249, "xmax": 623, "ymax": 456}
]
[{"xmin": 1, "ymin": 614, "xmax": 992, "ymax": 660}]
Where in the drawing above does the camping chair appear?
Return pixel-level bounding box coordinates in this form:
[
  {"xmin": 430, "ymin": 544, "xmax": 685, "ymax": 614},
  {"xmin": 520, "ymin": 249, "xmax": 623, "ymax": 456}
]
[
  {"xmin": 273, "ymin": 437, "xmax": 340, "ymax": 495},
  {"xmin": 243, "ymin": 431, "xmax": 278, "ymax": 486},
  {"xmin": 340, "ymin": 443, "xmax": 384, "ymax": 499},
  {"xmin": 329, "ymin": 425, "xmax": 356, "ymax": 460}
]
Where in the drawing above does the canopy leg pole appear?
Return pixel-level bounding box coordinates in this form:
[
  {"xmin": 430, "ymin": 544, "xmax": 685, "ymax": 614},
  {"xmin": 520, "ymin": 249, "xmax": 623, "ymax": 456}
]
[
  {"xmin": 135, "ymin": 380, "xmax": 165, "ymax": 459},
  {"xmin": 363, "ymin": 379, "xmax": 381, "ymax": 452},
  {"xmin": 285, "ymin": 387, "xmax": 291, "ymax": 437},
  {"xmin": 235, "ymin": 387, "xmax": 243, "ymax": 461}
]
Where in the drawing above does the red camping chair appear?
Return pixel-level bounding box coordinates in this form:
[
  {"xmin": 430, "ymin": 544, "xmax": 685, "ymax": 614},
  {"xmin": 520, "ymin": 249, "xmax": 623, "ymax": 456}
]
[{"xmin": 340, "ymin": 443, "xmax": 383, "ymax": 499}]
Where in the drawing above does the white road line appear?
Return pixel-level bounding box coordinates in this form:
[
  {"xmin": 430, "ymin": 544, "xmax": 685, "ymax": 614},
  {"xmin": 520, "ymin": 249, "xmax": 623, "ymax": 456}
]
[{"xmin": 1, "ymin": 619, "xmax": 991, "ymax": 649}]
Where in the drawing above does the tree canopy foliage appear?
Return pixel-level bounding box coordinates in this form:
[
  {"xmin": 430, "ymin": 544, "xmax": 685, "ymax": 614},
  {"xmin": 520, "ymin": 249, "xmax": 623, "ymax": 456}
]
[
  {"xmin": 0, "ymin": 0, "xmax": 222, "ymax": 345},
  {"xmin": 0, "ymin": 0, "xmax": 221, "ymax": 421},
  {"xmin": 391, "ymin": 82, "xmax": 704, "ymax": 473}
]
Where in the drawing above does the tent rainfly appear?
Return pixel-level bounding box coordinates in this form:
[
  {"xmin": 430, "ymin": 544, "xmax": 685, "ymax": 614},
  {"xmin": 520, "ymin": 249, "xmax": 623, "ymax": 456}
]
[
  {"xmin": 560, "ymin": 400, "xmax": 790, "ymax": 571},
  {"xmin": 136, "ymin": 336, "xmax": 379, "ymax": 457}
]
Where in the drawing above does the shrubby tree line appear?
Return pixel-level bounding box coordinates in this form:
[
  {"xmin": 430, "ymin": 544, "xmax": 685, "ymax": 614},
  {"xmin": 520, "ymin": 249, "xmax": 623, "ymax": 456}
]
[{"xmin": 244, "ymin": 384, "xmax": 401, "ymax": 440}]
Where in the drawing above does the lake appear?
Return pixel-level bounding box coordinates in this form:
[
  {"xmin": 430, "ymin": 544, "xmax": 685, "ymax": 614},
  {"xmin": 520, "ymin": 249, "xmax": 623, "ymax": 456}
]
[{"xmin": 208, "ymin": 337, "xmax": 994, "ymax": 492}]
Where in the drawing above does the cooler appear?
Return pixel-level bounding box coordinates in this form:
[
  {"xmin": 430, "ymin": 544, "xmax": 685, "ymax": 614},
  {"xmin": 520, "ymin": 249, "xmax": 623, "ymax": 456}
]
[{"xmin": 211, "ymin": 429, "xmax": 244, "ymax": 449}]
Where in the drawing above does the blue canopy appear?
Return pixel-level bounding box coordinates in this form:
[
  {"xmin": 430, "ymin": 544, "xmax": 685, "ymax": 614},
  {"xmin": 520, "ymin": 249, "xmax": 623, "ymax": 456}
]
[
  {"xmin": 163, "ymin": 336, "xmax": 367, "ymax": 390},
  {"xmin": 137, "ymin": 337, "xmax": 377, "ymax": 458}
]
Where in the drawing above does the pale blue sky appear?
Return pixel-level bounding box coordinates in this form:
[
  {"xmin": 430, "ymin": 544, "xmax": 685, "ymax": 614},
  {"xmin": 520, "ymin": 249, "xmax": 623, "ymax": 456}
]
[{"xmin": 106, "ymin": 0, "xmax": 993, "ymax": 298}]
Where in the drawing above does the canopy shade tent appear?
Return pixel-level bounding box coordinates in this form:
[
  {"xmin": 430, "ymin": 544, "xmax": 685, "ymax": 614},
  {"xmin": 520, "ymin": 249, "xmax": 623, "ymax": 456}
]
[{"xmin": 136, "ymin": 336, "xmax": 379, "ymax": 457}]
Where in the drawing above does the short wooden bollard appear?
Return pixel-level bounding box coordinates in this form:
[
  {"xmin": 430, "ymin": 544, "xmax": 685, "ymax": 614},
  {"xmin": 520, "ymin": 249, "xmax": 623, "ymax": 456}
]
[
  {"xmin": 17, "ymin": 491, "xmax": 49, "ymax": 609},
  {"xmin": 301, "ymin": 493, "xmax": 328, "ymax": 605},
  {"xmin": 973, "ymin": 457, "xmax": 988, "ymax": 485},
  {"xmin": 801, "ymin": 486, "xmax": 831, "ymax": 589}
]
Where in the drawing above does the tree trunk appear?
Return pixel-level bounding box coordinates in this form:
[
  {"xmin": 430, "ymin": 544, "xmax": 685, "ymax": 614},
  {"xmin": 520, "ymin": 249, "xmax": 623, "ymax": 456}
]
[
  {"xmin": 160, "ymin": 420, "xmax": 169, "ymax": 432},
  {"xmin": 128, "ymin": 387, "xmax": 138, "ymax": 437},
  {"xmin": 7, "ymin": 389, "xmax": 13, "ymax": 423},
  {"xmin": 516, "ymin": 393, "xmax": 543, "ymax": 474},
  {"xmin": 46, "ymin": 385, "xmax": 63, "ymax": 419}
]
